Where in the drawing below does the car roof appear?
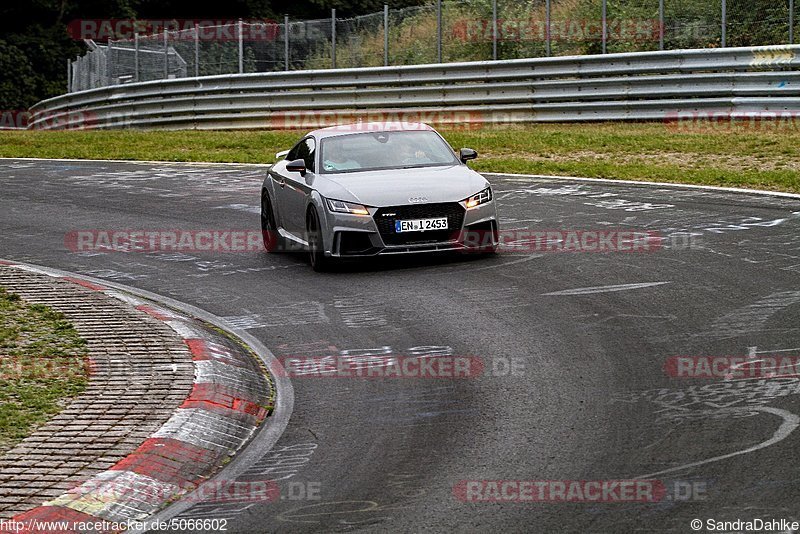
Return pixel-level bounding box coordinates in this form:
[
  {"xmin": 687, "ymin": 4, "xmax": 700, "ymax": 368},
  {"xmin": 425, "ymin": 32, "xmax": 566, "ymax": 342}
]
[{"xmin": 307, "ymin": 122, "xmax": 435, "ymax": 140}]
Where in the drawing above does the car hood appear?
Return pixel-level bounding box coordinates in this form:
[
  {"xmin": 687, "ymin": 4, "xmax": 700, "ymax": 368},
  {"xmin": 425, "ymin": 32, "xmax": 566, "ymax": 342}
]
[{"xmin": 318, "ymin": 165, "xmax": 489, "ymax": 207}]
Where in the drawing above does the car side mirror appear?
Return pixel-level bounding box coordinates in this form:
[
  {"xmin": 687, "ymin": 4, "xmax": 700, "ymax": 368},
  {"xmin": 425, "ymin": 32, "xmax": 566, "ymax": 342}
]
[
  {"xmin": 286, "ymin": 158, "xmax": 307, "ymax": 176},
  {"xmin": 459, "ymin": 148, "xmax": 478, "ymax": 163}
]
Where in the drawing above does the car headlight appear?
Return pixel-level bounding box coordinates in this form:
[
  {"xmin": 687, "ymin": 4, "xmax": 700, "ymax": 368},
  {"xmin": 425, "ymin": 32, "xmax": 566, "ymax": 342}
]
[
  {"xmin": 326, "ymin": 198, "xmax": 370, "ymax": 216},
  {"xmin": 464, "ymin": 187, "xmax": 493, "ymax": 209}
]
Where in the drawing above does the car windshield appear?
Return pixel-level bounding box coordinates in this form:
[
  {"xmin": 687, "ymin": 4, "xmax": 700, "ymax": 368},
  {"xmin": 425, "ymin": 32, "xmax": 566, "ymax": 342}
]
[{"xmin": 319, "ymin": 130, "xmax": 459, "ymax": 174}]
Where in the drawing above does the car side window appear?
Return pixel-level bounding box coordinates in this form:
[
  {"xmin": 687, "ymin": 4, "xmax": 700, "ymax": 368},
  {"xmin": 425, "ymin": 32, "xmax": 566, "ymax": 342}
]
[
  {"xmin": 287, "ymin": 141, "xmax": 301, "ymax": 162},
  {"xmin": 301, "ymin": 138, "xmax": 316, "ymax": 172},
  {"xmin": 286, "ymin": 137, "xmax": 316, "ymax": 173}
]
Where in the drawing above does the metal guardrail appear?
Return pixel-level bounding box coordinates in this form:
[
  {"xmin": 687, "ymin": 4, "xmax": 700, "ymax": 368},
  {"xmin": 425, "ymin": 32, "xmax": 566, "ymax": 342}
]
[{"xmin": 29, "ymin": 44, "xmax": 800, "ymax": 130}]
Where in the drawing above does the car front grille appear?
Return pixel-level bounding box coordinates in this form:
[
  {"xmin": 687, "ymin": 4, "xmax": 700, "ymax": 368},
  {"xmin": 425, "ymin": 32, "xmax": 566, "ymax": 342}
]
[{"xmin": 373, "ymin": 202, "xmax": 465, "ymax": 246}]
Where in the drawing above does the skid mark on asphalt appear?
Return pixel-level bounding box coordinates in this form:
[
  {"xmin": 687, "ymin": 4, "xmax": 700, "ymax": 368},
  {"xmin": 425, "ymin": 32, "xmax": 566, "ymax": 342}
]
[
  {"xmin": 659, "ymin": 215, "xmax": 795, "ymax": 236},
  {"xmin": 18, "ymin": 163, "xmax": 265, "ymax": 202},
  {"xmin": 352, "ymin": 386, "xmax": 479, "ymax": 426},
  {"xmin": 223, "ymin": 302, "xmax": 330, "ymax": 329},
  {"xmin": 333, "ymin": 296, "xmax": 389, "ymax": 328},
  {"xmin": 77, "ymin": 268, "xmax": 150, "ymax": 281},
  {"xmin": 494, "ymin": 184, "xmax": 675, "ymax": 212},
  {"xmin": 542, "ymin": 282, "xmax": 671, "ymax": 296},
  {"xmin": 616, "ymin": 378, "xmax": 800, "ymax": 420},
  {"xmin": 277, "ymin": 500, "xmax": 411, "ymax": 528},
  {"xmin": 213, "ymin": 203, "xmax": 261, "ymax": 214},
  {"xmin": 709, "ymin": 290, "xmax": 800, "ymax": 338},
  {"xmin": 454, "ymin": 285, "xmax": 529, "ymax": 309}
]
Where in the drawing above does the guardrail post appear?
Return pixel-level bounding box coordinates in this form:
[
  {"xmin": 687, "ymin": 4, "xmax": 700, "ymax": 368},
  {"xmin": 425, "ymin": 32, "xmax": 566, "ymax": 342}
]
[
  {"xmin": 721, "ymin": 0, "xmax": 727, "ymax": 47},
  {"xmin": 67, "ymin": 59, "xmax": 72, "ymax": 92},
  {"xmin": 194, "ymin": 23, "xmax": 199, "ymax": 77},
  {"xmin": 791, "ymin": 0, "xmax": 795, "ymax": 44},
  {"xmin": 134, "ymin": 33, "xmax": 140, "ymax": 82},
  {"xmin": 601, "ymin": 0, "xmax": 607, "ymax": 53},
  {"xmin": 384, "ymin": 4, "xmax": 389, "ymax": 66},
  {"xmin": 659, "ymin": 0, "xmax": 665, "ymax": 50},
  {"xmin": 331, "ymin": 9, "xmax": 336, "ymax": 69},
  {"xmin": 546, "ymin": 0, "xmax": 551, "ymax": 56},
  {"xmin": 437, "ymin": 0, "xmax": 442, "ymax": 63},
  {"xmin": 492, "ymin": 0, "xmax": 497, "ymax": 60},
  {"xmin": 238, "ymin": 19, "xmax": 244, "ymax": 74},
  {"xmin": 284, "ymin": 15, "xmax": 289, "ymax": 71},
  {"xmin": 163, "ymin": 29, "xmax": 169, "ymax": 78}
]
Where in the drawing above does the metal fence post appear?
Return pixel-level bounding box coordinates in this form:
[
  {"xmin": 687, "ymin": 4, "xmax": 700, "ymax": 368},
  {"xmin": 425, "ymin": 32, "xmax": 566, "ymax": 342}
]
[
  {"xmin": 492, "ymin": 0, "xmax": 497, "ymax": 60},
  {"xmin": 67, "ymin": 59, "xmax": 72, "ymax": 92},
  {"xmin": 106, "ymin": 41, "xmax": 112, "ymax": 85},
  {"xmin": 384, "ymin": 4, "xmax": 389, "ymax": 66},
  {"xmin": 602, "ymin": 0, "xmax": 607, "ymax": 53},
  {"xmin": 721, "ymin": 0, "xmax": 727, "ymax": 47},
  {"xmin": 194, "ymin": 23, "xmax": 199, "ymax": 77},
  {"xmin": 546, "ymin": 0, "xmax": 551, "ymax": 56},
  {"xmin": 134, "ymin": 33, "xmax": 140, "ymax": 82},
  {"xmin": 437, "ymin": 0, "xmax": 442, "ymax": 63},
  {"xmin": 791, "ymin": 0, "xmax": 795, "ymax": 44},
  {"xmin": 659, "ymin": 0, "xmax": 665, "ymax": 50},
  {"xmin": 163, "ymin": 29, "xmax": 169, "ymax": 78},
  {"xmin": 238, "ymin": 19, "xmax": 244, "ymax": 74},
  {"xmin": 331, "ymin": 9, "xmax": 337, "ymax": 69},
  {"xmin": 284, "ymin": 15, "xmax": 289, "ymax": 71}
]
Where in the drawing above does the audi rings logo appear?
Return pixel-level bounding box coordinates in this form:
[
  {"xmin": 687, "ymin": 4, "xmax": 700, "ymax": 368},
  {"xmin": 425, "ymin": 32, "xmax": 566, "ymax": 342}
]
[{"xmin": 408, "ymin": 197, "xmax": 429, "ymax": 203}]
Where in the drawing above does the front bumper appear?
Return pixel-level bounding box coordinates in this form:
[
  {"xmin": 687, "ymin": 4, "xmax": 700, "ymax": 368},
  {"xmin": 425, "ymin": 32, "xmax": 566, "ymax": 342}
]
[{"xmin": 322, "ymin": 199, "xmax": 499, "ymax": 258}]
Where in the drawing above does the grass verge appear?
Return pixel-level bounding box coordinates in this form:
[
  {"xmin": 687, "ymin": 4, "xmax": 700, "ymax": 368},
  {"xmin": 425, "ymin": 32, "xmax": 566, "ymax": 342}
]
[
  {"xmin": 0, "ymin": 287, "xmax": 89, "ymax": 454},
  {"xmin": 0, "ymin": 123, "xmax": 798, "ymax": 193}
]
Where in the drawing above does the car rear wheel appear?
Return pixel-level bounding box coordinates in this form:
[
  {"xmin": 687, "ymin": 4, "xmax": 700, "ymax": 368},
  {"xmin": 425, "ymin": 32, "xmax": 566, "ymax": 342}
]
[
  {"xmin": 261, "ymin": 191, "xmax": 281, "ymax": 252},
  {"xmin": 307, "ymin": 208, "xmax": 332, "ymax": 272}
]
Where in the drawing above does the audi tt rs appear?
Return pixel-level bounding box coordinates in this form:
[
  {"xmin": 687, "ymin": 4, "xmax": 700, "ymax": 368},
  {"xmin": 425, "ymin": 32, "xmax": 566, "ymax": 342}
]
[{"xmin": 260, "ymin": 122, "xmax": 499, "ymax": 271}]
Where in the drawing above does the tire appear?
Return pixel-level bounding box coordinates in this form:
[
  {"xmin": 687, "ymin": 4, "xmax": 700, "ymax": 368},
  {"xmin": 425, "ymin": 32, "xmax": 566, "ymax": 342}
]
[
  {"xmin": 306, "ymin": 208, "xmax": 332, "ymax": 272},
  {"xmin": 261, "ymin": 191, "xmax": 281, "ymax": 252}
]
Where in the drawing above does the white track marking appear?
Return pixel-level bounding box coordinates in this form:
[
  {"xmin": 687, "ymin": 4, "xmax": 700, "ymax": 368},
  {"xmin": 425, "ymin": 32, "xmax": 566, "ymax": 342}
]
[
  {"xmin": 636, "ymin": 406, "xmax": 800, "ymax": 479},
  {"xmin": 484, "ymin": 172, "xmax": 800, "ymax": 200},
  {"xmin": 455, "ymin": 253, "xmax": 543, "ymax": 273},
  {"xmin": 542, "ymin": 282, "xmax": 671, "ymax": 296}
]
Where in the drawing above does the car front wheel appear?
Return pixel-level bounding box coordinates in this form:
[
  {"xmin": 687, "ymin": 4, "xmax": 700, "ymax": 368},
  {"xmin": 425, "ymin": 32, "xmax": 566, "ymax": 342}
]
[
  {"xmin": 261, "ymin": 191, "xmax": 282, "ymax": 252},
  {"xmin": 306, "ymin": 207, "xmax": 332, "ymax": 272}
]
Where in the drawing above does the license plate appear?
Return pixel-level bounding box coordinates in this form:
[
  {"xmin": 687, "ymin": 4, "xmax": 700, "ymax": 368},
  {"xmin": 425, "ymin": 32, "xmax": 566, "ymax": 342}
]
[{"xmin": 395, "ymin": 217, "xmax": 449, "ymax": 233}]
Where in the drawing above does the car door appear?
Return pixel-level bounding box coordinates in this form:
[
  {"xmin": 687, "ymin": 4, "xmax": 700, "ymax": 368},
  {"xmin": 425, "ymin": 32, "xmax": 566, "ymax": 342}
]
[
  {"xmin": 271, "ymin": 138, "xmax": 309, "ymax": 237},
  {"xmin": 281, "ymin": 137, "xmax": 316, "ymax": 237}
]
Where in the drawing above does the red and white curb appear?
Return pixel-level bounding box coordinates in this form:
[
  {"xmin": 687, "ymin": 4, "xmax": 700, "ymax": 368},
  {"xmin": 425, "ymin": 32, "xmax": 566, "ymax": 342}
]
[{"xmin": 0, "ymin": 261, "xmax": 275, "ymax": 533}]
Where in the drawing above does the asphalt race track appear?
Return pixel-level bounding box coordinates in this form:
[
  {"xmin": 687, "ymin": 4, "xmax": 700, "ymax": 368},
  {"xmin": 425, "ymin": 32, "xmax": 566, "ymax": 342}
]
[{"xmin": 2, "ymin": 158, "xmax": 800, "ymax": 533}]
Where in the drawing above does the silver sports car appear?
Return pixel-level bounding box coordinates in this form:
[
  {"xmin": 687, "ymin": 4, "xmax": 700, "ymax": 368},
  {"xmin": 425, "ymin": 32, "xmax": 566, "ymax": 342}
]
[{"xmin": 260, "ymin": 122, "xmax": 499, "ymax": 271}]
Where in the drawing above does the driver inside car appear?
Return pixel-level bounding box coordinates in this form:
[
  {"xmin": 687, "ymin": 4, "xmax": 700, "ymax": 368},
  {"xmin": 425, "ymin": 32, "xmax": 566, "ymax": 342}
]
[
  {"xmin": 322, "ymin": 143, "xmax": 361, "ymax": 171},
  {"xmin": 396, "ymin": 139, "xmax": 431, "ymax": 165}
]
